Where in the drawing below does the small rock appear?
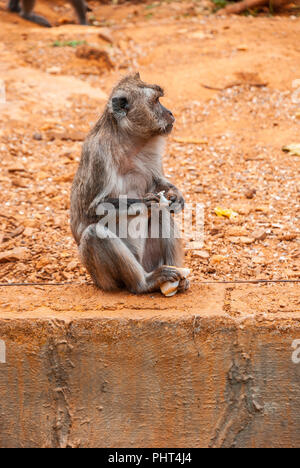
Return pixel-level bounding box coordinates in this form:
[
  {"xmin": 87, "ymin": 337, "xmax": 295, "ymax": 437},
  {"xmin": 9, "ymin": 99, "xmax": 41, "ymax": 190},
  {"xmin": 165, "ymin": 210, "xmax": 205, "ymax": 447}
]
[
  {"xmin": 244, "ymin": 154, "xmax": 265, "ymax": 161},
  {"xmin": 98, "ymin": 28, "xmax": 114, "ymax": 44},
  {"xmin": 210, "ymin": 255, "xmax": 227, "ymax": 264},
  {"xmin": 46, "ymin": 130, "xmax": 86, "ymax": 142},
  {"xmin": 232, "ymin": 204, "xmax": 251, "ymax": 216},
  {"xmin": 46, "ymin": 66, "xmax": 62, "ymax": 75},
  {"xmin": 239, "ymin": 236, "xmax": 254, "ymax": 245},
  {"xmin": 229, "ymin": 236, "xmax": 254, "ymax": 245},
  {"xmin": 252, "ymin": 256, "xmax": 267, "ymax": 265},
  {"xmin": 36, "ymin": 257, "xmax": 51, "ymax": 269},
  {"xmin": 54, "ymin": 172, "xmax": 75, "ymax": 183},
  {"xmin": 252, "ymin": 229, "xmax": 267, "ymax": 241},
  {"xmin": 227, "ymin": 227, "xmax": 248, "ymax": 237},
  {"xmin": 190, "ymin": 32, "xmax": 207, "ymax": 40},
  {"xmin": 7, "ymin": 165, "xmax": 25, "ymax": 173},
  {"xmin": 253, "ymin": 400, "xmax": 264, "ymax": 412},
  {"xmin": 23, "ymin": 227, "xmax": 34, "ymax": 237},
  {"xmin": 0, "ymin": 247, "xmax": 28, "ymax": 263},
  {"xmin": 118, "ymin": 39, "xmax": 129, "ymax": 52},
  {"xmin": 33, "ymin": 133, "xmax": 43, "ymax": 141},
  {"xmin": 255, "ymin": 206, "xmax": 270, "ymax": 215},
  {"xmin": 187, "ymin": 241, "xmax": 205, "ymax": 250},
  {"xmin": 23, "ymin": 219, "xmax": 40, "ymax": 228},
  {"xmin": 8, "ymin": 226, "xmax": 25, "ymax": 239},
  {"xmin": 10, "ymin": 177, "xmax": 27, "ymax": 188},
  {"xmin": 206, "ymin": 267, "xmax": 216, "ymax": 274},
  {"xmin": 210, "ymin": 228, "xmax": 221, "ymax": 236},
  {"xmin": 237, "ymin": 45, "xmax": 248, "ymax": 51},
  {"xmin": 193, "ymin": 250, "xmax": 210, "ymax": 259},
  {"xmin": 67, "ymin": 260, "xmax": 78, "ymax": 271},
  {"xmin": 279, "ymin": 233, "xmax": 297, "ymax": 241},
  {"xmin": 245, "ymin": 188, "xmax": 256, "ymax": 199}
]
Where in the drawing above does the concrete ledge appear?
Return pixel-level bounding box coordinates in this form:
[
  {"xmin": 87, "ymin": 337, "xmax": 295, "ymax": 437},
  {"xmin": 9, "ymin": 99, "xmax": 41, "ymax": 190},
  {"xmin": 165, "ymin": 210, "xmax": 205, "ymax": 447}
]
[{"xmin": 0, "ymin": 284, "xmax": 299, "ymax": 448}]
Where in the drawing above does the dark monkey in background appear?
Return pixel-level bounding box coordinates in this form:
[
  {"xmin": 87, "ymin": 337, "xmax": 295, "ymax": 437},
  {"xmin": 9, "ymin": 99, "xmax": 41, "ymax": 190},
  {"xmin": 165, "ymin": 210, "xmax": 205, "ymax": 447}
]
[
  {"xmin": 71, "ymin": 74, "xmax": 190, "ymax": 294},
  {"xmin": 8, "ymin": 0, "xmax": 88, "ymax": 27}
]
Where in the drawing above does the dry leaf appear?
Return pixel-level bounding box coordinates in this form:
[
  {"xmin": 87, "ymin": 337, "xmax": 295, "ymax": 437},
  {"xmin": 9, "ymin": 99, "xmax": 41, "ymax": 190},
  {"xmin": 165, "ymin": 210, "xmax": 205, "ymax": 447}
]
[
  {"xmin": 214, "ymin": 207, "xmax": 239, "ymax": 220},
  {"xmin": 282, "ymin": 144, "xmax": 300, "ymax": 156}
]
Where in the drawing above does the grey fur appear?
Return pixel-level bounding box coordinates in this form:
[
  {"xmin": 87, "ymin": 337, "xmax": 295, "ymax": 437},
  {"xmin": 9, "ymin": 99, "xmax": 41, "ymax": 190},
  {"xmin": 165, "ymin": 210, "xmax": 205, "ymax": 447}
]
[
  {"xmin": 8, "ymin": 0, "xmax": 88, "ymax": 26},
  {"xmin": 70, "ymin": 74, "xmax": 189, "ymax": 294}
]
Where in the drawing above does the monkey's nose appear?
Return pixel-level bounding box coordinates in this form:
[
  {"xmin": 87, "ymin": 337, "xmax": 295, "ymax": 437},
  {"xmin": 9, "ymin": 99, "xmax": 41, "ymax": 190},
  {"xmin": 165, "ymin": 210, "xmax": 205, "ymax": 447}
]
[{"xmin": 168, "ymin": 111, "xmax": 175, "ymax": 123}]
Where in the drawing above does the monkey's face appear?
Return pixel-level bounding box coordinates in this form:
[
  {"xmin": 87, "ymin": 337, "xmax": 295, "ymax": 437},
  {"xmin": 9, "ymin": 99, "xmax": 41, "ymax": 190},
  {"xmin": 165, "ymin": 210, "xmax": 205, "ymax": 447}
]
[{"xmin": 109, "ymin": 74, "xmax": 175, "ymax": 139}]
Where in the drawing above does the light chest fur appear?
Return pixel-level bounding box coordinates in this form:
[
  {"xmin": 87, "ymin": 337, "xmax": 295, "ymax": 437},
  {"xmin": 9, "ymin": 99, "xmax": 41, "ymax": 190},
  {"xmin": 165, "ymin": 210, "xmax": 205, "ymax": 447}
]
[{"xmin": 110, "ymin": 136, "xmax": 166, "ymax": 199}]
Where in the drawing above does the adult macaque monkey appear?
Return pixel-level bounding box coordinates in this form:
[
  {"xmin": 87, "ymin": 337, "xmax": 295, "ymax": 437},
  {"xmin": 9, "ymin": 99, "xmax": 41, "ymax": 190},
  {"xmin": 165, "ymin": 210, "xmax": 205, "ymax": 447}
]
[
  {"xmin": 71, "ymin": 73, "xmax": 190, "ymax": 294},
  {"xmin": 8, "ymin": 0, "xmax": 88, "ymax": 27}
]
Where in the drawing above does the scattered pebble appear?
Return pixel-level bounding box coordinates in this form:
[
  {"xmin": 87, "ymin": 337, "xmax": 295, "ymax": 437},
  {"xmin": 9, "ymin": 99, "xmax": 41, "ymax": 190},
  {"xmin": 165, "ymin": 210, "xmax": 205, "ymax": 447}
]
[{"xmin": 252, "ymin": 229, "xmax": 267, "ymax": 241}]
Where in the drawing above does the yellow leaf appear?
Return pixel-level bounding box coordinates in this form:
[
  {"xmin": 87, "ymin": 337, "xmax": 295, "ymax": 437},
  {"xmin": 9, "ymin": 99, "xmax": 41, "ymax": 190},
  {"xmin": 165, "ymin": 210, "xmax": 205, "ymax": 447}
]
[{"xmin": 214, "ymin": 207, "xmax": 239, "ymax": 220}]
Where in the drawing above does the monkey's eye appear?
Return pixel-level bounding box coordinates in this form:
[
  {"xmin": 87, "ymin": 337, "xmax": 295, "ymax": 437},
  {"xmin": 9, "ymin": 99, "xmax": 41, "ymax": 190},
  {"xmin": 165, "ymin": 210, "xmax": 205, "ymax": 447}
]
[{"xmin": 154, "ymin": 97, "xmax": 160, "ymax": 104}]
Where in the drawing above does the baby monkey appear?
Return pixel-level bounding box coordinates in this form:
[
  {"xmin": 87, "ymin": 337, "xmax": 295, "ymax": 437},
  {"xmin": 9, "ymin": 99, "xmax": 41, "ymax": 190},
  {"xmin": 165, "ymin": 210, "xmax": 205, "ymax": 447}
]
[
  {"xmin": 71, "ymin": 73, "xmax": 189, "ymax": 295},
  {"xmin": 8, "ymin": 0, "xmax": 88, "ymax": 27}
]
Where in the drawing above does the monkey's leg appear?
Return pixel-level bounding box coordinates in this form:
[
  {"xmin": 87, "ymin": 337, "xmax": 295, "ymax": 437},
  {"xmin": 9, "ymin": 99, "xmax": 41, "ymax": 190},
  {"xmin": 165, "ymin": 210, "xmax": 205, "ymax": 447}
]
[
  {"xmin": 163, "ymin": 237, "xmax": 189, "ymax": 292},
  {"xmin": 20, "ymin": 0, "xmax": 52, "ymax": 27},
  {"xmin": 69, "ymin": 0, "xmax": 88, "ymax": 25},
  {"xmin": 8, "ymin": 0, "xmax": 21, "ymax": 12},
  {"xmin": 143, "ymin": 212, "xmax": 189, "ymax": 293},
  {"xmin": 79, "ymin": 224, "xmax": 185, "ymax": 294},
  {"xmin": 143, "ymin": 237, "xmax": 189, "ymax": 293}
]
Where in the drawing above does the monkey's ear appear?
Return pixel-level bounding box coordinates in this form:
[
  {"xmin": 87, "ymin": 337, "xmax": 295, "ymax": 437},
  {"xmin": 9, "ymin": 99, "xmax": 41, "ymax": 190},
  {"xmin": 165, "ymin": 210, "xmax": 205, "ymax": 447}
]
[
  {"xmin": 134, "ymin": 72, "xmax": 141, "ymax": 80},
  {"xmin": 111, "ymin": 96, "xmax": 129, "ymax": 118}
]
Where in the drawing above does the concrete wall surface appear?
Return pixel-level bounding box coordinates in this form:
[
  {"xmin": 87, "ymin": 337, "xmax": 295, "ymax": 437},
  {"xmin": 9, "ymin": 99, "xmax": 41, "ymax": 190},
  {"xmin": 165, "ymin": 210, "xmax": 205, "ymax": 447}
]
[{"xmin": 0, "ymin": 283, "xmax": 299, "ymax": 448}]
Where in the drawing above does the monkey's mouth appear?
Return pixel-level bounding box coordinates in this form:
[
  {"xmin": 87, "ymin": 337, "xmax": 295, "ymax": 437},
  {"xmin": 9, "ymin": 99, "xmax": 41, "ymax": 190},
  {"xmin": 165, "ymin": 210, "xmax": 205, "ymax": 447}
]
[{"xmin": 161, "ymin": 123, "xmax": 174, "ymax": 134}]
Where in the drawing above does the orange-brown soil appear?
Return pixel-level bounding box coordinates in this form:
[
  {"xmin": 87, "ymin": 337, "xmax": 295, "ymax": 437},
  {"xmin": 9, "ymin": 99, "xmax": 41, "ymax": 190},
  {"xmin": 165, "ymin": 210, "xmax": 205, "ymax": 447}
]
[{"xmin": 0, "ymin": 0, "xmax": 299, "ymax": 300}]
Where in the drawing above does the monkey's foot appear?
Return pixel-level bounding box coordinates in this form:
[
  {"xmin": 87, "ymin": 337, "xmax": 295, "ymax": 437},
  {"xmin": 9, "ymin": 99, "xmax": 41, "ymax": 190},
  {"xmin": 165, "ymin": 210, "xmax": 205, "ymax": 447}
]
[
  {"xmin": 159, "ymin": 268, "xmax": 190, "ymax": 296},
  {"xmin": 178, "ymin": 278, "xmax": 190, "ymax": 293},
  {"xmin": 146, "ymin": 265, "xmax": 186, "ymax": 295},
  {"xmin": 8, "ymin": 0, "xmax": 21, "ymax": 13},
  {"xmin": 20, "ymin": 12, "xmax": 52, "ymax": 27}
]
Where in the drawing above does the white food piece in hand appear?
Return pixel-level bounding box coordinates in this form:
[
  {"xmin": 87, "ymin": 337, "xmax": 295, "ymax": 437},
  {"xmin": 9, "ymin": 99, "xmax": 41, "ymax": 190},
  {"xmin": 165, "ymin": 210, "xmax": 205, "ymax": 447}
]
[
  {"xmin": 160, "ymin": 267, "xmax": 191, "ymax": 297},
  {"xmin": 158, "ymin": 191, "xmax": 171, "ymax": 207},
  {"xmin": 160, "ymin": 280, "xmax": 179, "ymax": 297}
]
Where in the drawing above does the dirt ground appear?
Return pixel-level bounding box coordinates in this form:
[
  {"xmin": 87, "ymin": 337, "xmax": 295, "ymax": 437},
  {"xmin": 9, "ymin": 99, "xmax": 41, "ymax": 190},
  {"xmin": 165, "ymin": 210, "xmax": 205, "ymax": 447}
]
[{"xmin": 0, "ymin": 0, "xmax": 299, "ymax": 295}]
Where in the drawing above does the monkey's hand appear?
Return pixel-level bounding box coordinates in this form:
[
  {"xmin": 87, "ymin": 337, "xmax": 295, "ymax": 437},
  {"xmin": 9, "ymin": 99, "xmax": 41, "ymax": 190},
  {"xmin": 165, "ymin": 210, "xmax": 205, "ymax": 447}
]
[
  {"xmin": 165, "ymin": 187, "xmax": 185, "ymax": 213},
  {"xmin": 89, "ymin": 195, "xmax": 159, "ymax": 217},
  {"xmin": 143, "ymin": 193, "xmax": 161, "ymax": 208}
]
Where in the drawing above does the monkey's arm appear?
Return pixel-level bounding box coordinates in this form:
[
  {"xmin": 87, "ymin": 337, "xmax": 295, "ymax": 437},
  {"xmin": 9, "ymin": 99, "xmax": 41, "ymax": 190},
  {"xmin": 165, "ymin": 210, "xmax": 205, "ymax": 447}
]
[
  {"xmin": 88, "ymin": 194, "xmax": 160, "ymax": 217},
  {"xmin": 154, "ymin": 178, "xmax": 185, "ymax": 212}
]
